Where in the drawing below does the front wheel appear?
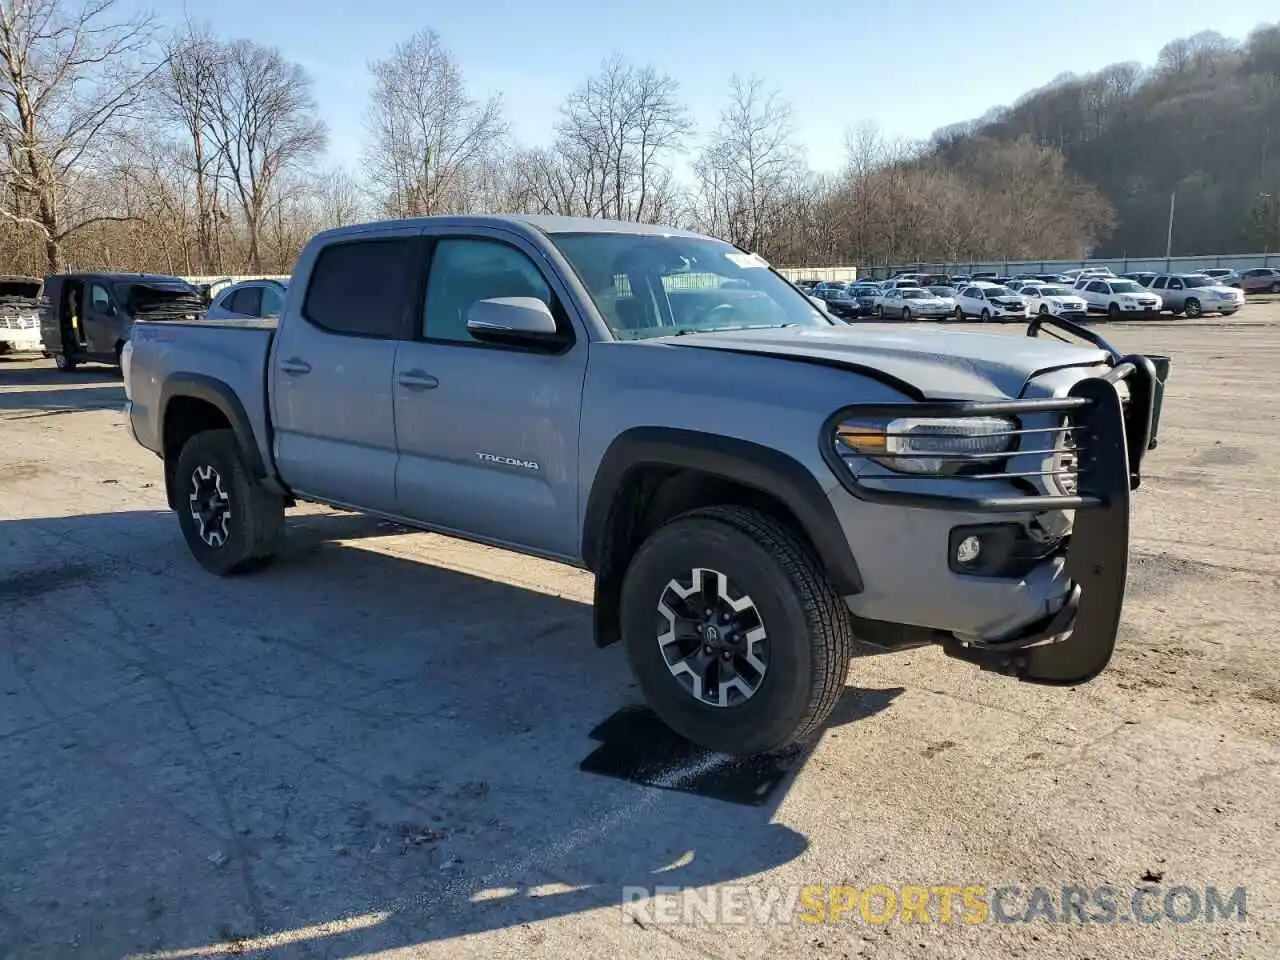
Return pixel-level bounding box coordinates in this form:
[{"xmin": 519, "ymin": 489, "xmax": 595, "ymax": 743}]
[
  {"xmin": 54, "ymin": 353, "xmax": 77, "ymax": 371},
  {"xmin": 900, "ymin": 307, "xmax": 911, "ymax": 322},
  {"xmin": 175, "ymin": 429, "xmax": 284, "ymax": 576},
  {"xmin": 874, "ymin": 304, "xmax": 883, "ymax": 318},
  {"xmin": 619, "ymin": 506, "xmax": 856, "ymax": 756},
  {"xmin": 980, "ymin": 308, "xmax": 991, "ymax": 322},
  {"xmin": 1038, "ymin": 304, "xmax": 1049, "ymax": 315},
  {"xmin": 1183, "ymin": 298, "xmax": 1202, "ymax": 318},
  {"xmin": 1270, "ymin": 282, "xmax": 1280, "ymax": 294},
  {"xmin": 1108, "ymin": 302, "xmax": 1121, "ymax": 320}
]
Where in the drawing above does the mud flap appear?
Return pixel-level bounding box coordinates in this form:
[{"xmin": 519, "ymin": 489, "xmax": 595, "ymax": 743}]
[{"xmin": 1021, "ymin": 376, "xmax": 1130, "ymax": 683}]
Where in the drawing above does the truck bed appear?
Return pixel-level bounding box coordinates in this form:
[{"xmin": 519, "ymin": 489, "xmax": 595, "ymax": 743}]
[{"xmin": 126, "ymin": 318, "xmax": 277, "ymax": 471}]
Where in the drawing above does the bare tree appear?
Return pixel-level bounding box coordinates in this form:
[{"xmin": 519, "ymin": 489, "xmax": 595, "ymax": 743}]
[
  {"xmin": 693, "ymin": 76, "xmax": 804, "ymax": 254},
  {"xmin": 556, "ymin": 54, "xmax": 688, "ymax": 222},
  {"xmin": 202, "ymin": 39, "xmax": 325, "ymax": 271},
  {"xmin": 0, "ymin": 0, "xmax": 157, "ymax": 272},
  {"xmin": 159, "ymin": 20, "xmax": 223, "ymax": 272},
  {"xmin": 365, "ymin": 28, "xmax": 505, "ymax": 217}
]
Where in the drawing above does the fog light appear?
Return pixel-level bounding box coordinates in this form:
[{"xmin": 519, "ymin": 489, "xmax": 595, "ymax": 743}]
[{"xmin": 956, "ymin": 535, "xmax": 983, "ymax": 565}]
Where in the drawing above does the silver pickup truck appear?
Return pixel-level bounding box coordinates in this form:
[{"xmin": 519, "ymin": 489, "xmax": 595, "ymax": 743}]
[{"xmin": 123, "ymin": 215, "xmax": 1169, "ymax": 756}]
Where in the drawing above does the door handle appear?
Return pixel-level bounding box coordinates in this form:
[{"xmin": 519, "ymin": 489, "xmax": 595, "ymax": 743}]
[
  {"xmin": 280, "ymin": 357, "xmax": 311, "ymax": 375},
  {"xmin": 397, "ymin": 369, "xmax": 439, "ymax": 390}
]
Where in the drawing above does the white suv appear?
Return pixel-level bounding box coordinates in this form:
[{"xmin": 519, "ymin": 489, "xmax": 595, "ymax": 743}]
[
  {"xmin": 952, "ymin": 282, "xmax": 1028, "ymax": 321},
  {"xmin": 1078, "ymin": 278, "xmax": 1163, "ymax": 319},
  {"xmin": 1019, "ymin": 283, "xmax": 1089, "ymax": 320}
]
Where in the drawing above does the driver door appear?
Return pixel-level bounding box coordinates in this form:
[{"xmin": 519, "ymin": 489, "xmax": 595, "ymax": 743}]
[{"xmin": 392, "ymin": 229, "xmax": 589, "ymax": 559}]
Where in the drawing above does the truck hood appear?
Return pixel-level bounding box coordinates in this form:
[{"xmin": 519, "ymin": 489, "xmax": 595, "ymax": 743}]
[{"xmin": 663, "ymin": 323, "xmax": 1110, "ymax": 400}]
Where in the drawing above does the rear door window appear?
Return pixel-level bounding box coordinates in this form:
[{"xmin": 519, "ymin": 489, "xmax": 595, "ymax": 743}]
[
  {"xmin": 231, "ymin": 287, "xmax": 263, "ymax": 316},
  {"xmin": 303, "ymin": 238, "xmax": 418, "ymax": 338}
]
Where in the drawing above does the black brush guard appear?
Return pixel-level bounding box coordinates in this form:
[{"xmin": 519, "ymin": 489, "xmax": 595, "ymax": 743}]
[{"xmin": 820, "ymin": 316, "xmax": 1171, "ymax": 685}]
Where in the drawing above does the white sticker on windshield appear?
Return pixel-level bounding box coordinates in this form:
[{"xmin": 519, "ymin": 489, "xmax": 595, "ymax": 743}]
[{"xmin": 725, "ymin": 251, "xmax": 770, "ymax": 269}]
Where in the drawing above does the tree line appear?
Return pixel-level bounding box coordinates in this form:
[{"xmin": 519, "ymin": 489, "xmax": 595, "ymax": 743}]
[
  {"xmin": 932, "ymin": 23, "xmax": 1280, "ymax": 258},
  {"xmin": 2, "ymin": 1, "xmax": 1273, "ymax": 278}
]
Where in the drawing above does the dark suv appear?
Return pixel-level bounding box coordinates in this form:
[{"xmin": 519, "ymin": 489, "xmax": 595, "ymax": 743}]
[{"xmin": 39, "ymin": 272, "xmax": 203, "ymax": 370}]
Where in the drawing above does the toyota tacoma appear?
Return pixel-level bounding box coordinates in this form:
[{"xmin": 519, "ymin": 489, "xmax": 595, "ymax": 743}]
[{"xmin": 122, "ymin": 215, "xmax": 1169, "ymax": 756}]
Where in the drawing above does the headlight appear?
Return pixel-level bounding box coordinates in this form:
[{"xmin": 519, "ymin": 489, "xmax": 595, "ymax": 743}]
[{"xmin": 835, "ymin": 416, "xmax": 1016, "ymax": 475}]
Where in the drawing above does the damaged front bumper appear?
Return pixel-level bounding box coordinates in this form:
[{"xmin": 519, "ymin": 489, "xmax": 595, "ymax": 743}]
[{"xmin": 825, "ymin": 325, "xmax": 1169, "ymax": 685}]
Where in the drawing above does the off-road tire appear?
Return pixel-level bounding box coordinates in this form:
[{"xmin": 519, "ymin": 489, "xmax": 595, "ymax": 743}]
[
  {"xmin": 619, "ymin": 505, "xmax": 856, "ymax": 756},
  {"xmin": 175, "ymin": 429, "xmax": 284, "ymax": 576}
]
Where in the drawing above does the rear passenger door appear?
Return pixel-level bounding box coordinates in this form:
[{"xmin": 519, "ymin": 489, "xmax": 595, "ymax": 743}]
[
  {"xmin": 269, "ymin": 231, "xmax": 422, "ymax": 515},
  {"xmin": 392, "ymin": 229, "xmax": 588, "ymax": 559}
]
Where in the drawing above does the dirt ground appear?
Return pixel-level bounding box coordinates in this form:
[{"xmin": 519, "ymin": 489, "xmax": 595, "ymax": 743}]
[{"xmin": 2, "ymin": 300, "xmax": 1279, "ymax": 959}]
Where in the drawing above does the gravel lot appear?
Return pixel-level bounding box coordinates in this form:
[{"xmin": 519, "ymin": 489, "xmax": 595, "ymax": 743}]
[{"xmin": 2, "ymin": 301, "xmax": 1279, "ymax": 959}]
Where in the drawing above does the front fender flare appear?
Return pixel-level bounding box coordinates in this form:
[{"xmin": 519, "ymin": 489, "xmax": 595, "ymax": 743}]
[{"xmin": 581, "ymin": 427, "xmax": 863, "ymax": 597}]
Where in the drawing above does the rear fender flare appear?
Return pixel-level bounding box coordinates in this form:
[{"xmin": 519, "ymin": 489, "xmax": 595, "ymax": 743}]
[{"xmin": 158, "ymin": 374, "xmax": 281, "ymax": 502}]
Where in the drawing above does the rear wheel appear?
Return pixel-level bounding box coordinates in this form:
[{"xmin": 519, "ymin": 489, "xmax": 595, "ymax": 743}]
[
  {"xmin": 1270, "ymin": 281, "xmax": 1280, "ymax": 294},
  {"xmin": 175, "ymin": 429, "xmax": 284, "ymax": 576},
  {"xmin": 54, "ymin": 353, "xmax": 77, "ymax": 371},
  {"xmin": 954, "ymin": 307, "xmax": 965, "ymax": 321},
  {"xmin": 620, "ymin": 506, "xmax": 855, "ymax": 756}
]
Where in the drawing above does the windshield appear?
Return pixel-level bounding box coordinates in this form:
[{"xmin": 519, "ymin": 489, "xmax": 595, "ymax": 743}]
[
  {"xmin": 927, "ymin": 286, "xmax": 952, "ymax": 296},
  {"xmin": 1182, "ymin": 276, "xmax": 1212, "ymax": 288},
  {"xmin": 1109, "ymin": 281, "xmax": 1143, "ymax": 294},
  {"xmin": 985, "ymin": 285, "xmax": 1015, "ymax": 296},
  {"xmin": 1039, "ymin": 285, "xmax": 1071, "ymax": 296},
  {"xmin": 550, "ymin": 233, "xmax": 830, "ymax": 338},
  {"xmin": 902, "ymin": 289, "xmax": 930, "ymax": 299}
]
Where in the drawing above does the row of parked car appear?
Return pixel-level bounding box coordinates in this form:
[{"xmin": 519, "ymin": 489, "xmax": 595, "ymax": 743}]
[{"xmin": 796, "ymin": 264, "xmax": 1279, "ymax": 323}]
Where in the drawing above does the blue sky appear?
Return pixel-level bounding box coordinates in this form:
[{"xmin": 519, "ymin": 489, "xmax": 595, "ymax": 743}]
[{"xmin": 133, "ymin": 0, "xmax": 1276, "ymax": 173}]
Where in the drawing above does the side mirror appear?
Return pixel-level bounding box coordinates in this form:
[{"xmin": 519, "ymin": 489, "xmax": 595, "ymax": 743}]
[{"xmin": 466, "ymin": 296, "xmax": 559, "ymax": 346}]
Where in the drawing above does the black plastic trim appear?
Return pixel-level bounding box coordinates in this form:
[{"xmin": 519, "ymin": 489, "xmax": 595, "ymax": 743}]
[
  {"xmin": 1026, "ymin": 314, "xmax": 1122, "ymax": 360},
  {"xmin": 582, "ymin": 427, "xmax": 863, "ymax": 596},
  {"xmin": 159, "ymin": 373, "xmax": 268, "ymax": 480}
]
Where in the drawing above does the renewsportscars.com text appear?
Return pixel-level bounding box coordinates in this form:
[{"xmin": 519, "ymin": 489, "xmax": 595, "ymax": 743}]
[{"xmin": 621, "ymin": 884, "xmax": 1248, "ymax": 926}]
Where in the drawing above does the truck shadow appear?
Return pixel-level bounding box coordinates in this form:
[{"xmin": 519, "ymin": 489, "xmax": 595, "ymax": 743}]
[{"xmin": 0, "ymin": 509, "xmax": 902, "ymax": 958}]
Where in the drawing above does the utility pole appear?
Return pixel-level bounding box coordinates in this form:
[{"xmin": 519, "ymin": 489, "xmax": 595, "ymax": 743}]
[{"xmin": 1165, "ymin": 190, "xmax": 1176, "ymax": 262}]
